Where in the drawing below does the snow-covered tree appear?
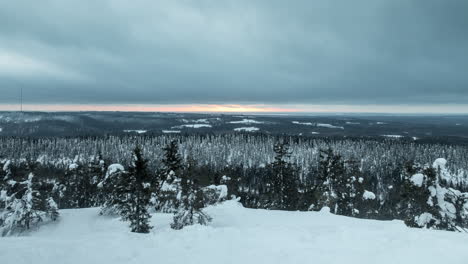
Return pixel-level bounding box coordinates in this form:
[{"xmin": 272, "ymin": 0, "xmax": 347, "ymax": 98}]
[
  {"xmin": 171, "ymin": 158, "xmax": 211, "ymax": 230},
  {"xmin": 156, "ymin": 141, "xmax": 183, "ymax": 213},
  {"xmin": 100, "ymin": 147, "xmax": 153, "ymax": 233},
  {"xmin": 268, "ymin": 141, "xmax": 299, "ymax": 210},
  {"xmin": 0, "ymin": 170, "xmax": 59, "ymax": 236}
]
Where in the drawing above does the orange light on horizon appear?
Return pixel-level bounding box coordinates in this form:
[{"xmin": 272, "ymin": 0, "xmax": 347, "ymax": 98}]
[{"xmin": 0, "ymin": 104, "xmax": 300, "ymax": 113}]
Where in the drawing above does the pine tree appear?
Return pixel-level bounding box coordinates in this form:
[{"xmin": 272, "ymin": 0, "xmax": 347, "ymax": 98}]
[
  {"xmin": 101, "ymin": 147, "xmax": 153, "ymax": 233},
  {"xmin": 1, "ymin": 168, "xmax": 59, "ymax": 236},
  {"xmin": 269, "ymin": 141, "xmax": 299, "ymax": 210},
  {"xmin": 399, "ymin": 162, "xmax": 441, "ymax": 229},
  {"xmin": 156, "ymin": 140, "xmax": 183, "ymax": 212},
  {"xmin": 312, "ymin": 148, "xmax": 345, "ymax": 212},
  {"xmin": 171, "ymin": 157, "xmax": 211, "ymax": 230}
]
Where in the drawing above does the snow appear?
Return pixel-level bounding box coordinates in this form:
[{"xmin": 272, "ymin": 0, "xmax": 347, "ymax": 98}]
[
  {"xmin": 68, "ymin": 163, "xmax": 79, "ymax": 170},
  {"xmin": 292, "ymin": 121, "xmax": 314, "ymax": 126},
  {"xmin": 176, "ymin": 124, "xmax": 212, "ymax": 128},
  {"xmin": 345, "ymin": 122, "xmax": 360, "ymax": 125},
  {"xmin": 410, "ymin": 173, "xmax": 425, "ymax": 187},
  {"xmin": 229, "ymin": 119, "xmax": 264, "ymax": 124},
  {"xmin": 382, "ymin": 135, "xmax": 404, "ymax": 138},
  {"xmin": 233, "ymin": 127, "xmax": 259, "ymax": 132},
  {"xmin": 104, "ymin": 164, "xmax": 125, "ymax": 181},
  {"xmin": 292, "ymin": 122, "xmax": 343, "ymax": 129},
  {"xmin": 2, "ymin": 200, "xmax": 468, "ymax": 264},
  {"xmin": 2, "ymin": 160, "xmax": 11, "ymax": 172},
  {"xmin": 311, "ymin": 132, "xmax": 320, "ymax": 135},
  {"xmin": 123, "ymin": 130, "xmax": 147, "ymax": 134},
  {"xmin": 433, "ymin": 158, "xmax": 447, "ymax": 170},
  {"xmin": 415, "ymin": 213, "xmax": 434, "ymax": 227},
  {"xmin": 193, "ymin": 119, "xmax": 210, "ymax": 123},
  {"xmin": 205, "ymin": 185, "xmax": 228, "ymax": 201},
  {"xmin": 317, "ymin": 123, "xmax": 344, "ymax": 129},
  {"xmin": 162, "ymin": 130, "xmax": 181, "ymax": 134},
  {"xmin": 362, "ymin": 190, "xmax": 376, "ymax": 200}
]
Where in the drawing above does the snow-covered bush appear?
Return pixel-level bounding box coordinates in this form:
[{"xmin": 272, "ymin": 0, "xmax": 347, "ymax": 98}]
[
  {"xmin": 202, "ymin": 185, "xmax": 228, "ymax": 205},
  {"xmin": 399, "ymin": 159, "xmax": 468, "ymax": 231},
  {"xmin": 0, "ymin": 172, "xmax": 59, "ymax": 236}
]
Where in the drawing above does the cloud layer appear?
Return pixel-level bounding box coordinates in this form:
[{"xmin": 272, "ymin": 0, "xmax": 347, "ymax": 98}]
[{"xmin": 1, "ymin": 0, "xmax": 467, "ymax": 107}]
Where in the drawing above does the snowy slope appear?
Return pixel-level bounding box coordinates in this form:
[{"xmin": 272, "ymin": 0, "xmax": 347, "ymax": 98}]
[{"xmin": 1, "ymin": 201, "xmax": 468, "ymax": 264}]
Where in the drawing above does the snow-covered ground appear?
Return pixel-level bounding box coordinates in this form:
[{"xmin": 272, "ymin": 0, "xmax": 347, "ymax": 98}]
[
  {"xmin": 316, "ymin": 123, "xmax": 344, "ymax": 129},
  {"xmin": 292, "ymin": 121, "xmax": 314, "ymax": 126},
  {"xmin": 229, "ymin": 119, "xmax": 264, "ymax": 124},
  {"xmin": 1, "ymin": 200, "xmax": 468, "ymax": 264},
  {"xmin": 233, "ymin": 127, "xmax": 259, "ymax": 132},
  {"xmin": 162, "ymin": 130, "xmax": 181, "ymax": 133},
  {"xmin": 382, "ymin": 134, "xmax": 404, "ymax": 138},
  {"xmin": 173, "ymin": 124, "xmax": 212, "ymax": 129},
  {"xmin": 123, "ymin": 130, "xmax": 147, "ymax": 134}
]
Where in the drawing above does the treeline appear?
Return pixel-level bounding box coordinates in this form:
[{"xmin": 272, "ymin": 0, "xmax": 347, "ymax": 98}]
[
  {"xmin": 1, "ymin": 134, "xmax": 468, "ymax": 192},
  {"xmin": 1, "ymin": 136, "xmax": 468, "ymax": 235}
]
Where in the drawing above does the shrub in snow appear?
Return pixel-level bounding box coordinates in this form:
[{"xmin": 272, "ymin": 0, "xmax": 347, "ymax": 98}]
[
  {"xmin": 0, "ymin": 171, "xmax": 59, "ymax": 236},
  {"xmin": 156, "ymin": 171, "xmax": 181, "ymax": 213},
  {"xmin": 398, "ymin": 159, "xmax": 468, "ymax": 231},
  {"xmin": 363, "ymin": 190, "xmax": 376, "ymax": 200},
  {"xmin": 311, "ymin": 149, "xmax": 371, "ymax": 217},
  {"xmin": 202, "ymin": 185, "xmax": 228, "ymax": 205}
]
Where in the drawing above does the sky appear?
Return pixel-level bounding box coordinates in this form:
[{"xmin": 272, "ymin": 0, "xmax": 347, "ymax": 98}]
[{"xmin": 0, "ymin": 0, "xmax": 467, "ymax": 113}]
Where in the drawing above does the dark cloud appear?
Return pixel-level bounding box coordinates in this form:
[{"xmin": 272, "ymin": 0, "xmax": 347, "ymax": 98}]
[{"xmin": 0, "ymin": 0, "xmax": 467, "ymax": 105}]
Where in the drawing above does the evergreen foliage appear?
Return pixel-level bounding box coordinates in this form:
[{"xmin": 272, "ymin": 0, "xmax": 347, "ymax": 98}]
[{"xmin": 171, "ymin": 157, "xmax": 212, "ymax": 230}]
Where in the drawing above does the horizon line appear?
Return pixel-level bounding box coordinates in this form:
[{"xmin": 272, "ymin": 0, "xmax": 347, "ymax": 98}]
[{"xmin": 0, "ymin": 103, "xmax": 468, "ymax": 115}]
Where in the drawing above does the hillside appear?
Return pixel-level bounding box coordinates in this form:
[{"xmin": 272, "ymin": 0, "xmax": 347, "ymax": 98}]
[{"xmin": 1, "ymin": 200, "xmax": 467, "ymax": 264}]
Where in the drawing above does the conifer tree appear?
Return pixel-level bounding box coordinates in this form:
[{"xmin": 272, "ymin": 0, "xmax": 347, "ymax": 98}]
[
  {"xmin": 101, "ymin": 147, "xmax": 153, "ymax": 233},
  {"xmin": 157, "ymin": 140, "xmax": 183, "ymax": 212},
  {"xmin": 0, "ymin": 165, "xmax": 59, "ymax": 236},
  {"xmin": 269, "ymin": 141, "xmax": 299, "ymax": 210},
  {"xmin": 171, "ymin": 157, "xmax": 211, "ymax": 230},
  {"xmin": 312, "ymin": 148, "xmax": 345, "ymax": 211},
  {"xmin": 399, "ymin": 162, "xmax": 441, "ymax": 229}
]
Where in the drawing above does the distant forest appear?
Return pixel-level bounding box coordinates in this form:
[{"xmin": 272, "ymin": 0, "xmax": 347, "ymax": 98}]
[{"xmin": 1, "ymin": 134, "xmax": 468, "ymax": 234}]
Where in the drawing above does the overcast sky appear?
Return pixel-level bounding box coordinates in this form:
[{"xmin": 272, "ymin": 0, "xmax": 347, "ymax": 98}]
[{"xmin": 0, "ymin": 0, "xmax": 467, "ymax": 111}]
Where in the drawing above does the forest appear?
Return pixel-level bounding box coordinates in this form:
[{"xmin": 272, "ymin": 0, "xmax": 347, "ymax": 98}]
[{"xmin": 1, "ymin": 134, "xmax": 468, "ymax": 235}]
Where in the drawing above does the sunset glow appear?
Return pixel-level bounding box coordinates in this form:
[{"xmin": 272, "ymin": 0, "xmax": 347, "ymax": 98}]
[
  {"xmin": 1, "ymin": 104, "xmax": 468, "ymax": 113},
  {"xmin": 0, "ymin": 104, "xmax": 298, "ymax": 113}
]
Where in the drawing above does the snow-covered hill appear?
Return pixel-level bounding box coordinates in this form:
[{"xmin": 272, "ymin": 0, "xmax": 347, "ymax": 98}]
[{"xmin": 1, "ymin": 200, "xmax": 468, "ymax": 264}]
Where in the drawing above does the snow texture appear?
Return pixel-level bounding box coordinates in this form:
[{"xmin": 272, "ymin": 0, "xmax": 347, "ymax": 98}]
[
  {"xmin": 123, "ymin": 130, "xmax": 147, "ymax": 134},
  {"xmin": 229, "ymin": 119, "xmax": 264, "ymax": 124},
  {"xmin": 317, "ymin": 123, "xmax": 344, "ymax": 129},
  {"xmin": 162, "ymin": 130, "xmax": 181, "ymax": 133},
  {"xmin": 233, "ymin": 127, "xmax": 259, "ymax": 132},
  {"xmin": 292, "ymin": 121, "xmax": 314, "ymax": 126},
  {"xmin": 382, "ymin": 135, "xmax": 404, "ymax": 138},
  {"xmin": 362, "ymin": 190, "xmax": 376, "ymax": 200},
  {"xmin": 410, "ymin": 173, "xmax": 425, "ymax": 187},
  {"xmin": 176, "ymin": 124, "xmax": 212, "ymax": 128},
  {"xmin": 2, "ymin": 200, "xmax": 468, "ymax": 264}
]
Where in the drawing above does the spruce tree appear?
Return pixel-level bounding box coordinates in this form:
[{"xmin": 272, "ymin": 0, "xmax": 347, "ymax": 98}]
[
  {"xmin": 1, "ymin": 166, "xmax": 59, "ymax": 236},
  {"xmin": 101, "ymin": 147, "xmax": 153, "ymax": 233},
  {"xmin": 269, "ymin": 141, "xmax": 299, "ymax": 210},
  {"xmin": 157, "ymin": 140, "xmax": 183, "ymax": 212},
  {"xmin": 171, "ymin": 157, "xmax": 211, "ymax": 230}
]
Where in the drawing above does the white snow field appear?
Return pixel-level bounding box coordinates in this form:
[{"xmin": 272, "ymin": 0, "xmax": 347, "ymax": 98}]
[{"xmin": 1, "ymin": 200, "xmax": 468, "ymax": 264}]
